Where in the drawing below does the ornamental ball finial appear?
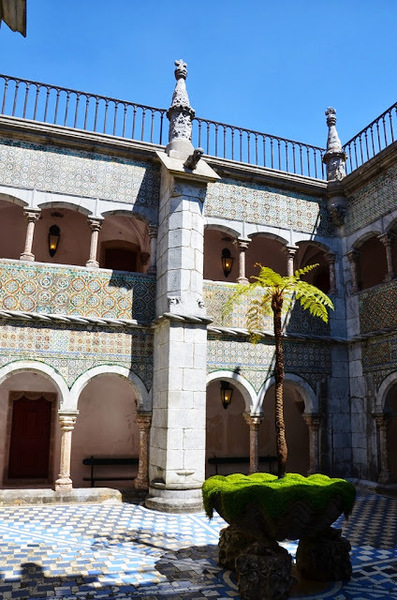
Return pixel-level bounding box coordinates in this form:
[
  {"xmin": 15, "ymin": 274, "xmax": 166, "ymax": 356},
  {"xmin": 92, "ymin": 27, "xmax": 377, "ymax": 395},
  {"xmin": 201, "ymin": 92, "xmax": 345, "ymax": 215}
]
[{"xmin": 174, "ymin": 59, "xmax": 187, "ymax": 80}]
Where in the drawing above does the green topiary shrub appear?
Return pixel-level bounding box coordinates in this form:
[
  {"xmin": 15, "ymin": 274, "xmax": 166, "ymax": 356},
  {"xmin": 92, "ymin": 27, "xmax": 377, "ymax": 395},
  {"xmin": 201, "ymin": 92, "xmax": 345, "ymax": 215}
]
[{"xmin": 202, "ymin": 472, "xmax": 356, "ymax": 523}]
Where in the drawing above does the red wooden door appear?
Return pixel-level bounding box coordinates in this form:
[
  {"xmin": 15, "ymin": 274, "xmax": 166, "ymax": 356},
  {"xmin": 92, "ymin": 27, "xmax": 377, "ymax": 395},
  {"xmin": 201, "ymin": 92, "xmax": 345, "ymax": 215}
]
[{"xmin": 8, "ymin": 396, "xmax": 52, "ymax": 479}]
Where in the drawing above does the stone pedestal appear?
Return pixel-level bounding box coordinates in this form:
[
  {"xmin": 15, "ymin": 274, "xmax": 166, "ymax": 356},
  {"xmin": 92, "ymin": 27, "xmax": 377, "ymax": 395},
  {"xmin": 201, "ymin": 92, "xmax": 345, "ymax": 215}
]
[{"xmin": 296, "ymin": 527, "xmax": 352, "ymax": 582}]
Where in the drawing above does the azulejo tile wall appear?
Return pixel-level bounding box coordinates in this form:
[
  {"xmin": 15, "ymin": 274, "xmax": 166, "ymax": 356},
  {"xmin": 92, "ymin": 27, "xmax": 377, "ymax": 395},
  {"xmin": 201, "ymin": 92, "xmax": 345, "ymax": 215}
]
[
  {"xmin": 203, "ymin": 281, "xmax": 330, "ymax": 336},
  {"xmin": 0, "ymin": 261, "xmax": 156, "ymax": 323},
  {"xmin": 0, "ymin": 137, "xmax": 160, "ymax": 209},
  {"xmin": 205, "ymin": 178, "xmax": 333, "ymax": 235},
  {"xmin": 207, "ymin": 335, "xmax": 331, "ymax": 393},
  {"xmin": 359, "ymin": 281, "xmax": 397, "ymax": 334},
  {"xmin": 0, "ymin": 321, "xmax": 153, "ymax": 390},
  {"xmin": 361, "ymin": 333, "xmax": 397, "ymax": 392},
  {"xmin": 345, "ymin": 162, "xmax": 397, "ymax": 235}
]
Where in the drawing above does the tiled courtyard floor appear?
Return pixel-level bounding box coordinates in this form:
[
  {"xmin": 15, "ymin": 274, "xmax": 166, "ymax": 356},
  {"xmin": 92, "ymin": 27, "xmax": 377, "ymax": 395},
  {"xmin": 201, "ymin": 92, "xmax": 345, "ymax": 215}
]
[{"xmin": 0, "ymin": 491, "xmax": 395, "ymax": 599}]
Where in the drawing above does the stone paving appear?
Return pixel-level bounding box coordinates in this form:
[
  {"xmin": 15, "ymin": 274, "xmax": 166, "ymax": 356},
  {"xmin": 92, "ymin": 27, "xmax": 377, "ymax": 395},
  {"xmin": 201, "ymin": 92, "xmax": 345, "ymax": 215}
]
[{"xmin": 0, "ymin": 491, "xmax": 395, "ymax": 599}]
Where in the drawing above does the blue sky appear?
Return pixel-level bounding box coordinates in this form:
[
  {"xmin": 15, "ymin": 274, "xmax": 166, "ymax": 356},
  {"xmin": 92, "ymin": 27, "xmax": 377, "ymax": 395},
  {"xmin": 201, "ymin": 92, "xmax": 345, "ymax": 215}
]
[{"xmin": 0, "ymin": 0, "xmax": 396, "ymax": 147}]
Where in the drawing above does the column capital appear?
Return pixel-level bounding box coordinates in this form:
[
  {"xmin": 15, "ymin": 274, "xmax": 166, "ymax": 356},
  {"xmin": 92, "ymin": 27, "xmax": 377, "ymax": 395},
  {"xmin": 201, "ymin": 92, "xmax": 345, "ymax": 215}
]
[
  {"xmin": 23, "ymin": 207, "xmax": 41, "ymax": 222},
  {"xmin": 378, "ymin": 232, "xmax": 392, "ymax": 247},
  {"xmin": 58, "ymin": 411, "xmax": 78, "ymax": 431},
  {"xmin": 243, "ymin": 412, "xmax": 264, "ymax": 427},
  {"xmin": 87, "ymin": 216, "xmax": 103, "ymax": 231},
  {"xmin": 234, "ymin": 237, "xmax": 250, "ymax": 251},
  {"xmin": 148, "ymin": 224, "xmax": 158, "ymax": 238},
  {"xmin": 136, "ymin": 412, "xmax": 152, "ymax": 429},
  {"xmin": 372, "ymin": 412, "xmax": 391, "ymax": 430},
  {"xmin": 346, "ymin": 249, "xmax": 359, "ymax": 262},
  {"xmin": 325, "ymin": 251, "xmax": 336, "ymax": 265},
  {"xmin": 303, "ymin": 413, "xmax": 321, "ymax": 429}
]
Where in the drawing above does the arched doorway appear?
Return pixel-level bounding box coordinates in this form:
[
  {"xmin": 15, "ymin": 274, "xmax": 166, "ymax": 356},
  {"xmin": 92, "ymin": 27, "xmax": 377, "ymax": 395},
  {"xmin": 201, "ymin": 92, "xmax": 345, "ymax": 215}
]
[
  {"xmin": 206, "ymin": 379, "xmax": 249, "ymax": 477},
  {"xmin": 261, "ymin": 381, "xmax": 310, "ymax": 474},
  {"xmin": 0, "ymin": 369, "xmax": 61, "ymax": 488},
  {"xmin": 71, "ymin": 373, "xmax": 140, "ymax": 487},
  {"xmin": 385, "ymin": 385, "xmax": 397, "ymax": 481}
]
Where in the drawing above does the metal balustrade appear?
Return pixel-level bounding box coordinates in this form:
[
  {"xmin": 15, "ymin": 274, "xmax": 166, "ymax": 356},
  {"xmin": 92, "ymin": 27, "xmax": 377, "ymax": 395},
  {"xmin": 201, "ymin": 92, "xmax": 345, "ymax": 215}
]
[
  {"xmin": 0, "ymin": 74, "xmax": 167, "ymax": 145},
  {"xmin": 0, "ymin": 73, "xmax": 325, "ymax": 178},
  {"xmin": 0, "ymin": 73, "xmax": 395, "ymax": 178},
  {"xmin": 343, "ymin": 102, "xmax": 397, "ymax": 173}
]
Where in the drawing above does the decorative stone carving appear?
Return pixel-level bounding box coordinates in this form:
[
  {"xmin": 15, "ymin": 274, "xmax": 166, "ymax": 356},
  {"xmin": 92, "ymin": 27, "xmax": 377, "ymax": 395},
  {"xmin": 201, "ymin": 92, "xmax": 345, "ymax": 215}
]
[
  {"xmin": 323, "ymin": 108, "xmax": 347, "ymax": 182},
  {"xmin": 325, "ymin": 252, "xmax": 337, "ymax": 294},
  {"xmin": 296, "ymin": 527, "xmax": 352, "ymax": 582},
  {"xmin": 184, "ymin": 147, "xmax": 204, "ymax": 170},
  {"xmin": 303, "ymin": 413, "xmax": 321, "ymax": 474},
  {"xmin": 166, "ymin": 59, "xmax": 195, "ymax": 159},
  {"xmin": 346, "ymin": 249, "xmax": 359, "ymax": 293}
]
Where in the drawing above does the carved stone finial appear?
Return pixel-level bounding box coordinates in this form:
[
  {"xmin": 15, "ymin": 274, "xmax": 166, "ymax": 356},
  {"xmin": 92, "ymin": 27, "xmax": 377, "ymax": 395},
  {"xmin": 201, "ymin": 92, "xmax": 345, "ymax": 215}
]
[
  {"xmin": 166, "ymin": 59, "xmax": 195, "ymax": 159},
  {"xmin": 323, "ymin": 107, "xmax": 347, "ymax": 182},
  {"xmin": 174, "ymin": 59, "xmax": 187, "ymax": 80}
]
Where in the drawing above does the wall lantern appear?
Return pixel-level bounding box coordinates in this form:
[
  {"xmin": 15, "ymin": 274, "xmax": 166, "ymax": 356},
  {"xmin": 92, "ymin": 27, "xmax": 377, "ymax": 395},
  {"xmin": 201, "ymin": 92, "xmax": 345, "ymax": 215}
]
[
  {"xmin": 220, "ymin": 380, "xmax": 233, "ymax": 410},
  {"xmin": 221, "ymin": 248, "xmax": 234, "ymax": 277},
  {"xmin": 48, "ymin": 225, "xmax": 60, "ymax": 257}
]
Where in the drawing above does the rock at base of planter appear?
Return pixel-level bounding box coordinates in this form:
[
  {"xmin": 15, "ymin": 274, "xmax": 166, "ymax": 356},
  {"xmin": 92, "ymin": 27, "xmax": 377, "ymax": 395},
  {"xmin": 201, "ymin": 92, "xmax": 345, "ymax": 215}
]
[
  {"xmin": 218, "ymin": 525, "xmax": 258, "ymax": 570},
  {"xmin": 296, "ymin": 527, "xmax": 352, "ymax": 582},
  {"xmin": 236, "ymin": 541, "xmax": 294, "ymax": 600}
]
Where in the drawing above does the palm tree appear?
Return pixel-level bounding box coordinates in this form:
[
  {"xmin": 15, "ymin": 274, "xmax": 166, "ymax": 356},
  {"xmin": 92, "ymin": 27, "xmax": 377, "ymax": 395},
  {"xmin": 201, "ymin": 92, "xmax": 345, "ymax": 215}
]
[{"xmin": 224, "ymin": 264, "xmax": 334, "ymax": 479}]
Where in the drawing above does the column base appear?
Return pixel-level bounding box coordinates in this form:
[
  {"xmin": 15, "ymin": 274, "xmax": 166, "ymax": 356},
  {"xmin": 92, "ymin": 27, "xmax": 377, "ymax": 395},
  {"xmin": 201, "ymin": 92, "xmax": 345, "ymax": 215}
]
[
  {"xmin": 145, "ymin": 485, "xmax": 203, "ymax": 513},
  {"xmin": 86, "ymin": 259, "xmax": 99, "ymax": 268},
  {"xmin": 55, "ymin": 477, "xmax": 73, "ymax": 492},
  {"xmin": 20, "ymin": 253, "xmax": 35, "ymax": 261}
]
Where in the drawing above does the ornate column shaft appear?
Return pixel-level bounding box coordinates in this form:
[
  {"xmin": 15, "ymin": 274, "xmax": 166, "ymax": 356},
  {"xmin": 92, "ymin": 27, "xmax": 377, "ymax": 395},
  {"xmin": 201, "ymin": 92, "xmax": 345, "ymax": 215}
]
[
  {"xmin": 373, "ymin": 413, "xmax": 391, "ymax": 484},
  {"xmin": 20, "ymin": 208, "xmax": 41, "ymax": 261},
  {"xmin": 303, "ymin": 414, "xmax": 321, "ymax": 474},
  {"xmin": 86, "ymin": 217, "xmax": 103, "ymax": 268},
  {"xmin": 243, "ymin": 413, "xmax": 263, "ymax": 474},
  {"xmin": 134, "ymin": 412, "xmax": 152, "ymax": 490},
  {"xmin": 346, "ymin": 250, "xmax": 359, "ymax": 293},
  {"xmin": 325, "ymin": 252, "xmax": 337, "ymax": 294},
  {"xmin": 147, "ymin": 225, "xmax": 158, "ymax": 274},
  {"xmin": 234, "ymin": 238, "xmax": 250, "ymax": 284},
  {"xmin": 55, "ymin": 411, "xmax": 78, "ymax": 492},
  {"xmin": 379, "ymin": 233, "xmax": 395, "ymax": 281},
  {"xmin": 284, "ymin": 245, "xmax": 298, "ymax": 277}
]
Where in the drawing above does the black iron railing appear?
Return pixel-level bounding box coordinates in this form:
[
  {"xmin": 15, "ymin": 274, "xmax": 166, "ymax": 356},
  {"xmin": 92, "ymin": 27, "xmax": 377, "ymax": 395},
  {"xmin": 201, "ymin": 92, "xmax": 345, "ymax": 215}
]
[
  {"xmin": 192, "ymin": 118, "xmax": 325, "ymax": 179},
  {"xmin": 343, "ymin": 102, "xmax": 397, "ymax": 173},
  {"xmin": 0, "ymin": 73, "xmax": 327, "ymax": 178},
  {"xmin": 0, "ymin": 74, "xmax": 167, "ymax": 145}
]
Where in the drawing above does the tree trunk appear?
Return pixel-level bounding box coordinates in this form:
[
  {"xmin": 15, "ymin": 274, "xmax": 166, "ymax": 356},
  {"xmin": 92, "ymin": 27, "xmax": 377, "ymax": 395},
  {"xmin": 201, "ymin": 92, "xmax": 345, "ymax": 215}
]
[{"xmin": 272, "ymin": 293, "xmax": 287, "ymax": 478}]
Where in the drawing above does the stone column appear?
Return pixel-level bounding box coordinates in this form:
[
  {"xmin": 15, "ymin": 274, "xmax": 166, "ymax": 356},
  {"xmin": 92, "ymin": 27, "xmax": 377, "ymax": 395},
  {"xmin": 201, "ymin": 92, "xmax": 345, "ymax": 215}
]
[
  {"xmin": 20, "ymin": 208, "xmax": 41, "ymax": 261},
  {"xmin": 373, "ymin": 413, "xmax": 391, "ymax": 484},
  {"xmin": 147, "ymin": 225, "xmax": 158, "ymax": 274},
  {"xmin": 325, "ymin": 252, "xmax": 337, "ymax": 294},
  {"xmin": 243, "ymin": 413, "xmax": 263, "ymax": 474},
  {"xmin": 284, "ymin": 245, "xmax": 298, "ymax": 277},
  {"xmin": 55, "ymin": 411, "xmax": 78, "ymax": 492},
  {"xmin": 346, "ymin": 250, "xmax": 359, "ymax": 293},
  {"xmin": 86, "ymin": 216, "xmax": 103, "ymax": 268},
  {"xmin": 234, "ymin": 238, "xmax": 250, "ymax": 284},
  {"xmin": 303, "ymin": 414, "xmax": 321, "ymax": 474},
  {"xmin": 379, "ymin": 233, "xmax": 395, "ymax": 281},
  {"xmin": 134, "ymin": 412, "xmax": 152, "ymax": 490}
]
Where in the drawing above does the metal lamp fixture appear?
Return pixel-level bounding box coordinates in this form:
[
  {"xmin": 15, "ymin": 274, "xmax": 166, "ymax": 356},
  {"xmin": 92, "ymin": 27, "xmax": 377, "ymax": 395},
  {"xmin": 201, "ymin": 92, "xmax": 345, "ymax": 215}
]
[
  {"xmin": 221, "ymin": 248, "xmax": 233, "ymax": 277},
  {"xmin": 220, "ymin": 380, "xmax": 233, "ymax": 410},
  {"xmin": 48, "ymin": 225, "xmax": 60, "ymax": 257}
]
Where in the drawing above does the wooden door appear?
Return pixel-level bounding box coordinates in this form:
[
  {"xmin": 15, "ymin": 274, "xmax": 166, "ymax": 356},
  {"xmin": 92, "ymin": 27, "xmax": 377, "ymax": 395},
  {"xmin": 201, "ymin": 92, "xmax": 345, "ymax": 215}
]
[{"xmin": 8, "ymin": 395, "xmax": 52, "ymax": 479}]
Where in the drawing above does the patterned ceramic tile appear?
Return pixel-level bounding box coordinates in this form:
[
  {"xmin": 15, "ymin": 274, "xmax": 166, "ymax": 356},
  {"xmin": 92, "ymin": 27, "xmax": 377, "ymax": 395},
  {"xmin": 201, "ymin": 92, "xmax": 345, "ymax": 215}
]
[
  {"xmin": 345, "ymin": 163, "xmax": 397, "ymax": 235},
  {"xmin": 207, "ymin": 335, "xmax": 331, "ymax": 392},
  {"xmin": 0, "ymin": 137, "xmax": 160, "ymax": 207},
  {"xmin": 205, "ymin": 178, "xmax": 333, "ymax": 235},
  {"xmin": 359, "ymin": 281, "xmax": 397, "ymax": 334},
  {"xmin": 0, "ymin": 322, "xmax": 153, "ymax": 389},
  {"xmin": 0, "ymin": 261, "xmax": 156, "ymax": 323}
]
